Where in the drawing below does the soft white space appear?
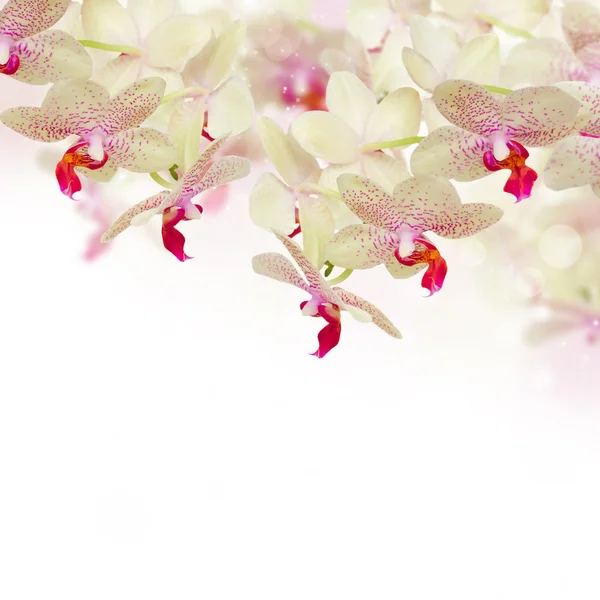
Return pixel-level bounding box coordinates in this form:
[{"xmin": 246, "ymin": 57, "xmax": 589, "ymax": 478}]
[{"xmin": 2, "ymin": 53, "xmax": 600, "ymax": 600}]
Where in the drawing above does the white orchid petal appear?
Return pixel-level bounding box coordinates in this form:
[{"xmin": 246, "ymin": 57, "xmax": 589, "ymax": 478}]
[
  {"xmin": 372, "ymin": 30, "xmax": 408, "ymax": 96},
  {"xmin": 346, "ymin": 0, "xmax": 392, "ymax": 49},
  {"xmin": 257, "ymin": 116, "xmax": 320, "ymax": 188},
  {"xmin": 206, "ymin": 77, "xmax": 254, "ymax": 138},
  {"xmin": 92, "ymin": 54, "xmax": 141, "ymax": 96},
  {"xmin": 361, "ymin": 153, "xmax": 411, "ymax": 195},
  {"xmin": 364, "ymin": 87, "xmax": 422, "ymax": 144},
  {"xmin": 449, "ymin": 34, "xmax": 500, "ymax": 87},
  {"xmin": 326, "ymin": 224, "xmax": 397, "ymax": 270},
  {"xmin": 291, "ymin": 111, "xmax": 360, "ymax": 164},
  {"xmin": 249, "ymin": 173, "xmax": 297, "ymax": 234},
  {"xmin": 325, "ymin": 71, "xmax": 376, "ymax": 136},
  {"xmin": 81, "ymin": 0, "xmax": 139, "ymax": 46},
  {"xmin": 168, "ymin": 98, "xmax": 205, "ymax": 172},
  {"xmin": 553, "ymin": 81, "xmax": 600, "ymax": 136},
  {"xmin": 145, "ymin": 16, "xmax": 212, "ymax": 70},
  {"xmin": 105, "ymin": 128, "xmax": 177, "ymax": 172},
  {"xmin": 563, "ymin": 1, "xmax": 600, "ymax": 54},
  {"xmin": 401, "ymin": 47, "xmax": 440, "ymax": 93},
  {"xmin": 128, "ymin": 0, "xmax": 176, "ymax": 40},
  {"xmin": 409, "ymin": 15, "xmax": 458, "ymax": 74},
  {"xmin": 410, "ymin": 127, "xmax": 491, "ymax": 182},
  {"xmin": 298, "ymin": 193, "xmax": 335, "ymax": 269}
]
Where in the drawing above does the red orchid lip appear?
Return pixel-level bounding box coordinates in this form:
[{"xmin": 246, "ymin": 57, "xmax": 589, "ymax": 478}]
[
  {"xmin": 160, "ymin": 204, "xmax": 203, "ymax": 262},
  {"xmin": 483, "ymin": 140, "xmax": 538, "ymax": 203},
  {"xmin": 55, "ymin": 140, "xmax": 109, "ymax": 200},
  {"xmin": 0, "ymin": 53, "xmax": 19, "ymax": 75},
  {"xmin": 395, "ymin": 237, "xmax": 448, "ymax": 297},
  {"xmin": 300, "ymin": 300, "xmax": 342, "ymax": 358}
]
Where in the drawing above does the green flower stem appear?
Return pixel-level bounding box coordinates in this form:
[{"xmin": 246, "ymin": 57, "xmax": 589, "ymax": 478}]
[
  {"xmin": 295, "ymin": 17, "xmax": 323, "ymax": 34},
  {"xmin": 475, "ymin": 13, "xmax": 535, "ymax": 40},
  {"xmin": 78, "ymin": 39, "xmax": 144, "ymax": 57},
  {"xmin": 150, "ymin": 172, "xmax": 176, "ymax": 189},
  {"xmin": 326, "ymin": 269, "xmax": 353, "ymax": 286},
  {"xmin": 160, "ymin": 86, "xmax": 209, "ymax": 105},
  {"xmin": 484, "ymin": 85, "xmax": 513, "ymax": 95},
  {"xmin": 360, "ymin": 136, "xmax": 425, "ymax": 153},
  {"xmin": 297, "ymin": 184, "xmax": 342, "ymax": 201}
]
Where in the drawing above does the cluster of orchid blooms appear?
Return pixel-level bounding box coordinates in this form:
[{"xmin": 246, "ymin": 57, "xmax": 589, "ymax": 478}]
[{"xmin": 2, "ymin": 0, "xmax": 600, "ymax": 356}]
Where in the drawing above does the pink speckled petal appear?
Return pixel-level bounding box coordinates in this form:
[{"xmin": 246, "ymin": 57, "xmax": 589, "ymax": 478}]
[
  {"xmin": 578, "ymin": 41, "xmax": 600, "ymax": 73},
  {"xmin": 410, "ymin": 126, "xmax": 491, "ymax": 182},
  {"xmin": 189, "ymin": 155, "xmax": 251, "ymax": 197},
  {"xmin": 105, "ymin": 127, "xmax": 177, "ymax": 173},
  {"xmin": 0, "ymin": 0, "xmax": 69, "ymax": 40},
  {"xmin": 334, "ymin": 287, "xmax": 402, "ymax": 339},
  {"xmin": 544, "ymin": 135, "xmax": 600, "ymax": 192},
  {"xmin": 391, "ymin": 174, "xmax": 462, "ymax": 233},
  {"xmin": 11, "ymin": 30, "xmax": 92, "ymax": 84},
  {"xmin": 104, "ymin": 77, "xmax": 166, "ymax": 134},
  {"xmin": 273, "ymin": 230, "xmax": 324, "ymax": 291},
  {"xmin": 502, "ymin": 86, "xmax": 580, "ymax": 146},
  {"xmin": 433, "ymin": 80, "xmax": 502, "ymax": 137},
  {"xmin": 325, "ymin": 224, "xmax": 397, "ymax": 270},
  {"xmin": 41, "ymin": 79, "xmax": 109, "ymax": 135},
  {"xmin": 101, "ymin": 190, "xmax": 172, "ymax": 242},
  {"xmin": 434, "ymin": 202, "xmax": 504, "ymax": 239},
  {"xmin": 336, "ymin": 174, "xmax": 400, "ymax": 230},
  {"xmin": 251, "ymin": 252, "xmax": 310, "ymax": 292},
  {"xmin": 563, "ymin": 1, "xmax": 600, "ymax": 54},
  {"xmin": 0, "ymin": 105, "xmax": 68, "ymax": 141},
  {"xmin": 555, "ymin": 81, "xmax": 600, "ymax": 136},
  {"xmin": 179, "ymin": 136, "xmax": 229, "ymax": 195}
]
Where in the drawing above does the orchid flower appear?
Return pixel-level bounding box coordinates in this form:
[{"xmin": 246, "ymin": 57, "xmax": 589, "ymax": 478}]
[
  {"xmin": 80, "ymin": 0, "xmax": 211, "ymax": 94},
  {"xmin": 290, "ymin": 71, "xmax": 420, "ymax": 193},
  {"xmin": 402, "ymin": 16, "xmax": 500, "ymax": 94},
  {"xmin": 544, "ymin": 82, "xmax": 600, "ymax": 198},
  {"xmin": 101, "ymin": 136, "xmax": 250, "ymax": 261},
  {"xmin": 252, "ymin": 231, "xmax": 402, "ymax": 358},
  {"xmin": 0, "ymin": 77, "xmax": 177, "ymax": 199},
  {"xmin": 411, "ymin": 80, "xmax": 580, "ymax": 202},
  {"xmin": 0, "ymin": 0, "xmax": 91, "ymax": 83},
  {"xmin": 325, "ymin": 174, "xmax": 503, "ymax": 296}
]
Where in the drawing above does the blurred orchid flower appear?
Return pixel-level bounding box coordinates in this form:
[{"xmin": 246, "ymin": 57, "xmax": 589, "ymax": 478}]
[
  {"xmin": 252, "ymin": 231, "xmax": 402, "ymax": 358},
  {"xmin": 101, "ymin": 136, "xmax": 250, "ymax": 261},
  {"xmin": 325, "ymin": 174, "xmax": 503, "ymax": 296},
  {"xmin": 411, "ymin": 81, "xmax": 580, "ymax": 202},
  {"xmin": 290, "ymin": 71, "xmax": 420, "ymax": 193},
  {"xmin": 402, "ymin": 16, "xmax": 500, "ymax": 94},
  {"xmin": 504, "ymin": 1, "xmax": 600, "ymax": 87},
  {"xmin": 0, "ymin": 0, "xmax": 92, "ymax": 83},
  {"xmin": 0, "ymin": 77, "xmax": 177, "ymax": 199},
  {"xmin": 545, "ymin": 82, "xmax": 600, "ymax": 198},
  {"xmin": 81, "ymin": 0, "xmax": 211, "ymax": 94}
]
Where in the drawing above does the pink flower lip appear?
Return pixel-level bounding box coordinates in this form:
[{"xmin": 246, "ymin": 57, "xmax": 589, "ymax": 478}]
[
  {"xmin": 0, "ymin": 52, "xmax": 19, "ymax": 75},
  {"xmin": 483, "ymin": 140, "xmax": 538, "ymax": 203},
  {"xmin": 55, "ymin": 140, "xmax": 109, "ymax": 200},
  {"xmin": 394, "ymin": 237, "xmax": 448, "ymax": 297}
]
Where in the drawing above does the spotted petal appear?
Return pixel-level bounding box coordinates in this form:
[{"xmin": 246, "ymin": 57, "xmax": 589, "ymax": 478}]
[
  {"xmin": 251, "ymin": 252, "xmax": 310, "ymax": 292},
  {"xmin": 101, "ymin": 190, "xmax": 172, "ymax": 242},
  {"xmin": 434, "ymin": 80, "xmax": 502, "ymax": 137},
  {"xmin": 0, "ymin": 106, "xmax": 68, "ymax": 141},
  {"xmin": 191, "ymin": 155, "xmax": 251, "ymax": 196},
  {"xmin": 179, "ymin": 136, "xmax": 228, "ymax": 195},
  {"xmin": 502, "ymin": 86, "xmax": 580, "ymax": 146},
  {"xmin": 105, "ymin": 127, "xmax": 177, "ymax": 172},
  {"xmin": 554, "ymin": 81, "xmax": 600, "ymax": 136},
  {"xmin": 544, "ymin": 136, "xmax": 600, "ymax": 194},
  {"xmin": 104, "ymin": 77, "xmax": 166, "ymax": 134},
  {"xmin": 334, "ymin": 287, "xmax": 402, "ymax": 339},
  {"xmin": 434, "ymin": 203, "xmax": 504, "ymax": 239},
  {"xmin": 411, "ymin": 126, "xmax": 490, "ymax": 182},
  {"xmin": 563, "ymin": 1, "xmax": 600, "ymax": 54},
  {"xmin": 325, "ymin": 224, "xmax": 398, "ymax": 270},
  {"xmin": 0, "ymin": 0, "xmax": 69, "ymax": 40},
  {"xmin": 11, "ymin": 30, "xmax": 92, "ymax": 84}
]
